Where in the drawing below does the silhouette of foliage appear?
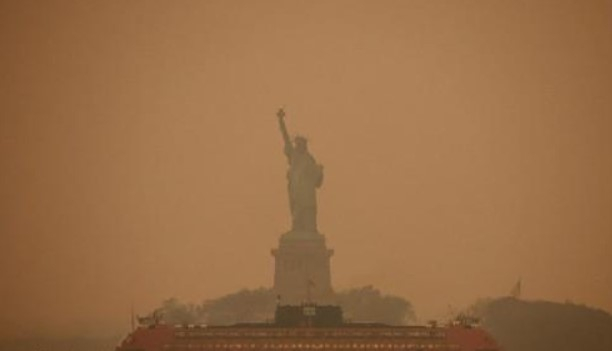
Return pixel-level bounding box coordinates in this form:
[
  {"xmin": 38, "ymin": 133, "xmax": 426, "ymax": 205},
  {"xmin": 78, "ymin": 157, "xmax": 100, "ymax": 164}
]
[
  {"xmin": 157, "ymin": 286, "xmax": 415, "ymax": 326},
  {"xmin": 200, "ymin": 288, "xmax": 277, "ymax": 325},
  {"xmin": 470, "ymin": 297, "xmax": 612, "ymax": 351},
  {"xmin": 159, "ymin": 297, "xmax": 201, "ymax": 325},
  {"xmin": 336, "ymin": 285, "xmax": 415, "ymax": 325}
]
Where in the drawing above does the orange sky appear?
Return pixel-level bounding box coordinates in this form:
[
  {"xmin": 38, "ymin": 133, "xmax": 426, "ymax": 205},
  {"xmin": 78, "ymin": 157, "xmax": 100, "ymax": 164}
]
[{"xmin": 1, "ymin": 0, "xmax": 611, "ymax": 338}]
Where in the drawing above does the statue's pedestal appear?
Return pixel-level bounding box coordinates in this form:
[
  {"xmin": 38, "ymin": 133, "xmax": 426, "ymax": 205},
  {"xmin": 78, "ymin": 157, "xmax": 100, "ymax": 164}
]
[{"xmin": 271, "ymin": 230, "xmax": 334, "ymax": 304}]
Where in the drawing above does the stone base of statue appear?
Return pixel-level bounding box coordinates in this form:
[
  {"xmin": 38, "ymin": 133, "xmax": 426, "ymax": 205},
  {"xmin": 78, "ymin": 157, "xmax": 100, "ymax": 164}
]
[{"xmin": 271, "ymin": 230, "xmax": 334, "ymax": 304}]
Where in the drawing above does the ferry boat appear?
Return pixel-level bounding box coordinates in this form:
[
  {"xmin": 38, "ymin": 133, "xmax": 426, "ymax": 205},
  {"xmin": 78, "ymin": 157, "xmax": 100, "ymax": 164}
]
[{"xmin": 116, "ymin": 303, "xmax": 501, "ymax": 351}]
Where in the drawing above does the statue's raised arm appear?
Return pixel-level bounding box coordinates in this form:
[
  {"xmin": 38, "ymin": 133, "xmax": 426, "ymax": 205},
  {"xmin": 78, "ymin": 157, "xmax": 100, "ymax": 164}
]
[{"xmin": 277, "ymin": 108, "xmax": 292, "ymax": 157}]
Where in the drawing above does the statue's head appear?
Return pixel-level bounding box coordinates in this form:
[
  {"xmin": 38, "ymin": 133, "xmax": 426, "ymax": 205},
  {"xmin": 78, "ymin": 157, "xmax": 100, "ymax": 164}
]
[{"xmin": 294, "ymin": 136, "xmax": 308, "ymax": 153}]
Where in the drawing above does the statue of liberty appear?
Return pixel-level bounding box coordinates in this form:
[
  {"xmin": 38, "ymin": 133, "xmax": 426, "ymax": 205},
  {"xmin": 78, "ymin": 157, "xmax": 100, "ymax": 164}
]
[{"xmin": 277, "ymin": 108, "xmax": 324, "ymax": 232}]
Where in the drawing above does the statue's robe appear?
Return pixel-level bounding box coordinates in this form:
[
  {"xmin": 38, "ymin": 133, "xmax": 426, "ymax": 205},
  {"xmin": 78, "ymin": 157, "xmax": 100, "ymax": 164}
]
[{"xmin": 286, "ymin": 148, "xmax": 323, "ymax": 232}]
